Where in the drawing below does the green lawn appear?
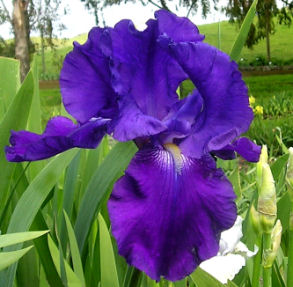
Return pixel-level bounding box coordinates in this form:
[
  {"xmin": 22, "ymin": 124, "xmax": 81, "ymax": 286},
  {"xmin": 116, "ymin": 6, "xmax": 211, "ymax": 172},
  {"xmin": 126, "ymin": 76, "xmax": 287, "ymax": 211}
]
[
  {"xmin": 199, "ymin": 20, "xmax": 293, "ymax": 62},
  {"xmin": 244, "ymin": 74, "xmax": 293, "ymax": 98}
]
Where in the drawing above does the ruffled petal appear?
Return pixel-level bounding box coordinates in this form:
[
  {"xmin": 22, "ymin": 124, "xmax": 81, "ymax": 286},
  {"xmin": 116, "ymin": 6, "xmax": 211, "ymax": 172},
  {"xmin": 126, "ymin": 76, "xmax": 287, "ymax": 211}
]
[
  {"xmin": 111, "ymin": 96, "xmax": 167, "ymax": 141},
  {"xmin": 60, "ymin": 28, "xmax": 117, "ymax": 123},
  {"xmin": 231, "ymin": 138, "xmax": 261, "ymax": 162},
  {"xmin": 212, "ymin": 138, "xmax": 261, "ymax": 162},
  {"xmin": 6, "ymin": 116, "xmax": 109, "ymax": 162},
  {"xmin": 155, "ymin": 10, "xmax": 204, "ymax": 42},
  {"xmin": 108, "ymin": 146, "xmax": 236, "ymax": 281},
  {"xmin": 169, "ymin": 42, "xmax": 253, "ymax": 158},
  {"xmin": 100, "ymin": 17, "xmax": 187, "ymax": 121},
  {"xmin": 161, "ymin": 90, "xmax": 204, "ymax": 142}
]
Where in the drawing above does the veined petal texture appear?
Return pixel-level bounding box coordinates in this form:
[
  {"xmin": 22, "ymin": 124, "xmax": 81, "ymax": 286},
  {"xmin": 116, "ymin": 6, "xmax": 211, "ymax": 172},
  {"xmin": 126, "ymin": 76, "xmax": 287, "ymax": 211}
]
[{"xmin": 108, "ymin": 145, "xmax": 236, "ymax": 281}]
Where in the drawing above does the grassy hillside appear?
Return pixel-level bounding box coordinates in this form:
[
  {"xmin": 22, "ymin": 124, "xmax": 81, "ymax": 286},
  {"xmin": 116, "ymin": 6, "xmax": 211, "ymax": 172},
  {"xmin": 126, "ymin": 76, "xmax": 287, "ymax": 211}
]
[
  {"xmin": 198, "ymin": 20, "xmax": 293, "ymax": 62},
  {"xmin": 33, "ymin": 18, "xmax": 293, "ymax": 79}
]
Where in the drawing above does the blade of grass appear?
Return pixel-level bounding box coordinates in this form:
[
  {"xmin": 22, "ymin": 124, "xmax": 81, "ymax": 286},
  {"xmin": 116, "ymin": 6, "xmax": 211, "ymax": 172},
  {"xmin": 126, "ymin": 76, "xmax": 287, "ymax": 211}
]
[
  {"xmin": 75, "ymin": 141, "xmax": 137, "ymax": 254},
  {"xmin": 59, "ymin": 151, "xmax": 81, "ymax": 251},
  {"xmin": 0, "ymin": 57, "xmax": 20, "ymax": 114},
  {"xmin": 3, "ymin": 149, "xmax": 78, "ymax": 287},
  {"xmin": 0, "ymin": 231, "xmax": 48, "ymax": 248},
  {"xmin": 0, "ymin": 70, "xmax": 34, "ymax": 203},
  {"xmin": 99, "ymin": 213, "xmax": 120, "ymax": 287},
  {"xmin": 27, "ymin": 59, "xmax": 45, "ymax": 180},
  {"xmin": 47, "ymin": 236, "xmax": 83, "ymax": 287},
  {"xmin": 31, "ymin": 211, "xmax": 63, "ymax": 287},
  {"xmin": 63, "ymin": 211, "xmax": 86, "ymax": 286},
  {"xmin": 0, "ymin": 247, "xmax": 33, "ymax": 271},
  {"xmin": 230, "ymin": 0, "xmax": 258, "ymax": 61},
  {"xmin": 16, "ymin": 243, "xmax": 39, "ymax": 287}
]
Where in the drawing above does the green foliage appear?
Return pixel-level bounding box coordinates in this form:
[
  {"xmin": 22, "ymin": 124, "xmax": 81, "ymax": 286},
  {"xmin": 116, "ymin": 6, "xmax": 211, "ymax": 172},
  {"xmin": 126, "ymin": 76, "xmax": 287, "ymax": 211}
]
[
  {"xmin": 230, "ymin": 0, "xmax": 258, "ymax": 61},
  {"xmin": 190, "ymin": 268, "xmax": 226, "ymax": 286},
  {"xmin": 0, "ymin": 231, "xmax": 48, "ymax": 271}
]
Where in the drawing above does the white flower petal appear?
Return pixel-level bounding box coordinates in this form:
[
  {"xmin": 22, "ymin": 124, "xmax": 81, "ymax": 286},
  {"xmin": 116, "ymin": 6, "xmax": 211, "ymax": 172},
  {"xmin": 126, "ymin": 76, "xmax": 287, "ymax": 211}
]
[
  {"xmin": 235, "ymin": 242, "xmax": 259, "ymax": 257},
  {"xmin": 200, "ymin": 254, "xmax": 246, "ymax": 284},
  {"xmin": 219, "ymin": 216, "xmax": 243, "ymax": 255}
]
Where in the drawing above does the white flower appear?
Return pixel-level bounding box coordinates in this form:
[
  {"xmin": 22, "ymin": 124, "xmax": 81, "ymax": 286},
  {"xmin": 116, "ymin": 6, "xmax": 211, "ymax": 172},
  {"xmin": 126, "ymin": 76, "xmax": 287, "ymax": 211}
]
[{"xmin": 200, "ymin": 216, "xmax": 258, "ymax": 284}]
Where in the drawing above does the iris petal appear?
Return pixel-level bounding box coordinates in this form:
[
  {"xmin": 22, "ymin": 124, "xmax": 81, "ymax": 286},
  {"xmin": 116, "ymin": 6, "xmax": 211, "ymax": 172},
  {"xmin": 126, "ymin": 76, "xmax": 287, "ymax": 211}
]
[
  {"xmin": 60, "ymin": 28, "xmax": 116, "ymax": 123},
  {"xmin": 6, "ymin": 116, "xmax": 109, "ymax": 162},
  {"xmin": 101, "ymin": 17, "xmax": 187, "ymax": 123},
  {"xmin": 161, "ymin": 90, "xmax": 204, "ymax": 141},
  {"xmin": 155, "ymin": 9, "xmax": 205, "ymax": 43},
  {"xmin": 111, "ymin": 96, "xmax": 167, "ymax": 141},
  {"xmin": 108, "ymin": 146, "xmax": 236, "ymax": 281},
  {"xmin": 213, "ymin": 137, "xmax": 261, "ymax": 162},
  {"xmin": 169, "ymin": 42, "xmax": 253, "ymax": 158}
]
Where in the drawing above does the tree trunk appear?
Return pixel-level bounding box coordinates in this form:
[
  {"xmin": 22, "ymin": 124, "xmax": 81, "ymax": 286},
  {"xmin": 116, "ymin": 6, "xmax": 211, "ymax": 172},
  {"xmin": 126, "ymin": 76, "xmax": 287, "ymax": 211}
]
[
  {"xmin": 13, "ymin": 0, "xmax": 30, "ymax": 81},
  {"xmin": 40, "ymin": 28, "xmax": 46, "ymax": 76},
  {"xmin": 266, "ymin": 25, "xmax": 271, "ymax": 62},
  {"xmin": 265, "ymin": 0, "xmax": 271, "ymax": 62}
]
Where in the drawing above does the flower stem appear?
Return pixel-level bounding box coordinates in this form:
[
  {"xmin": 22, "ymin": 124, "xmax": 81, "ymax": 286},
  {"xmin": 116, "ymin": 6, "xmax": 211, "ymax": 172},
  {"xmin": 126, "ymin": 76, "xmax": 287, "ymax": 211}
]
[
  {"xmin": 252, "ymin": 236, "xmax": 262, "ymax": 287},
  {"xmin": 287, "ymin": 202, "xmax": 293, "ymax": 287},
  {"xmin": 263, "ymin": 232, "xmax": 272, "ymax": 287}
]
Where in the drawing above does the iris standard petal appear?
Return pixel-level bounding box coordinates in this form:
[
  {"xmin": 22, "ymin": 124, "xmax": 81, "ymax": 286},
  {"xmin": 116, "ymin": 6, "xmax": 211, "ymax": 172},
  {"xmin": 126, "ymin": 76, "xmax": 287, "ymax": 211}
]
[
  {"xmin": 6, "ymin": 116, "xmax": 109, "ymax": 162},
  {"xmin": 169, "ymin": 42, "xmax": 253, "ymax": 158},
  {"xmin": 60, "ymin": 28, "xmax": 116, "ymax": 123},
  {"xmin": 100, "ymin": 17, "xmax": 187, "ymax": 121},
  {"xmin": 111, "ymin": 96, "xmax": 167, "ymax": 141},
  {"xmin": 161, "ymin": 90, "xmax": 204, "ymax": 142},
  {"xmin": 155, "ymin": 9, "xmax": 205, "ymax": 42},
  {"xmin": 108, "ymin": 145, "xmax": 237, "ymax": 281}
]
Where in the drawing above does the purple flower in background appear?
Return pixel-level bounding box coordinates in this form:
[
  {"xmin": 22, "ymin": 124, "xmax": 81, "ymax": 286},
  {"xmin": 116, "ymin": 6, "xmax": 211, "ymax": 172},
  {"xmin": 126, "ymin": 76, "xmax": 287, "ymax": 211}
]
[{"xmin": 5, "ymin": 10, "xmax": 260, "ymax": 282}]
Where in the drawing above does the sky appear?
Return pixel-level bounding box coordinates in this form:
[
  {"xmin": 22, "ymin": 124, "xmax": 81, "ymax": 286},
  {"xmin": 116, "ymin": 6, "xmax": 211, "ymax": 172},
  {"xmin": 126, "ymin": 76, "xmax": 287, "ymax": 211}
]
[{"xmin": 0, "ymin": 0, "xmax": 229, "ymax": 40}]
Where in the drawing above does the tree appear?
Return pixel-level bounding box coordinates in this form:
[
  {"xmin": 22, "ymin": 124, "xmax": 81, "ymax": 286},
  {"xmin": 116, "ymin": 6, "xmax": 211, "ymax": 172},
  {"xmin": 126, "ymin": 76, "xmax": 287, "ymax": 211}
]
[
  {"xmin": 80, "ymin": 0, "xmax": 218, "ymax": 25},
  {"xmin": 0, "ymin": 0, "xmax": 31, "ymax": 81},
  {"xmin": 0, "ymin": 0, "xmax": 65, "ymax": 80},
  {"xmin": 225, "ymin": 0, "xmax": 293, "ymax": 61},
  {"xmin": 30, "ymin": 0, "xmax": 65, "ymax": 76}
]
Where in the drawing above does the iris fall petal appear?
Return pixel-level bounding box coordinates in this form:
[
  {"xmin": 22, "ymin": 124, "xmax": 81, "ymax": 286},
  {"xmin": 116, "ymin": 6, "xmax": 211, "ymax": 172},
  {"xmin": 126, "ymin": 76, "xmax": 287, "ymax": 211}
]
[{"xmin": 108, "ymin": 146, "xmax": 237, "ymax": 281}]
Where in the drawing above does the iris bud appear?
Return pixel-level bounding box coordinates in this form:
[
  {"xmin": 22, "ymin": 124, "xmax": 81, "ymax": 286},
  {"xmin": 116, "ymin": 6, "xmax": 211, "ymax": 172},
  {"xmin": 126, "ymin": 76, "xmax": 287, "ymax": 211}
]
[
  {"xmin": 256, "ymin": 145, "xmax": 268, "ymax": 192},
  {"xmin": 258, "ymin": 163, "xmax": 277, "ymax": 233},
  {"xmin": 286, "ymin": 147, "xmax": 293, "ymax": 201},
  {"xmin": 263, "ymin": 220, "xmax": 282, "ymax": 268},
  {"xmin": 250, "ymin": 205, "xmax": 261, "ymax": 235}
]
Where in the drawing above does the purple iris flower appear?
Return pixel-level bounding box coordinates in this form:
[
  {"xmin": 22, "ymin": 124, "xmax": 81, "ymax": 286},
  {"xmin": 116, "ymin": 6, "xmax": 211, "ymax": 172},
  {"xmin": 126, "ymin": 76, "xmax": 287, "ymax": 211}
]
[{"xmin": 5, "ymin": 10, "xmax": 260, "ymax": 282}]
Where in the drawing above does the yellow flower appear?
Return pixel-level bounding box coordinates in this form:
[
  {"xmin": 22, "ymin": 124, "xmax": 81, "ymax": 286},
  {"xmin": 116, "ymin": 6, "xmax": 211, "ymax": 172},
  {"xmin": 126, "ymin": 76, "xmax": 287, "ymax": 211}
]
[
  {"xmin": 249, "ymin": 96, "xmax": 256, "ymax": 106},
  {"xmin": 254, "ymin": 105, "xmax": 263, "ymax": 115}
]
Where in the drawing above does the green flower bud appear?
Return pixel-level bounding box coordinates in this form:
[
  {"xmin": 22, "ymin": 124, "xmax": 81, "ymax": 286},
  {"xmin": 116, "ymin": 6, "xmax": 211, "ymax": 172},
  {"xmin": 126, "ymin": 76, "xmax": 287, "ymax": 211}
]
[
  {"xmin": 263, "ymin": 220, "xmax": 282, "ymax": 268},
  {"xmin": 286, "ymin": 147, "xmax": 293, "ymax": 201},
  {"xmin": 256, "ymin": 145, "xmax": 268, "ymax": 192},
  {"xmin": 258, "ymin": 163, "xmax": 276, "ymax": 233},
  {"xmin": 250, "ymin": 205, "xmax": 262, "ymax": 235}
]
